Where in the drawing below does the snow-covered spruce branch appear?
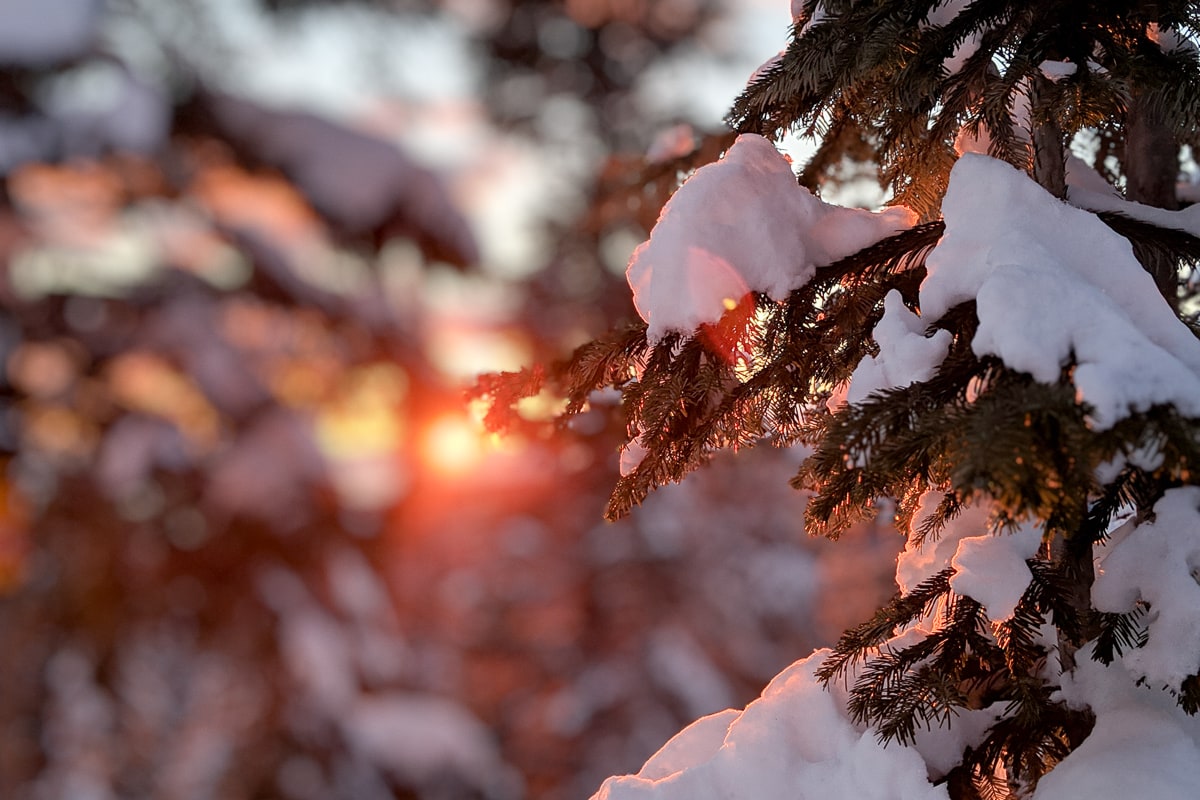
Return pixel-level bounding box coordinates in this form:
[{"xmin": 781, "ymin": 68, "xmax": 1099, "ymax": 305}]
[{"xmin": 478, "ymin": 3, "xmax": 1200, "ymax": 798}]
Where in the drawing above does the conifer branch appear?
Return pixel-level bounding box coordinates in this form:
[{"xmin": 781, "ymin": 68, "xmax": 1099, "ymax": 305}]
[
  {"xmin": 1092, "ymin": 608, "xmax": 1150, "ymax": 665},
  {"xmin": 817, "ymin": 567, "xmax": 957, "ymax": 685}
]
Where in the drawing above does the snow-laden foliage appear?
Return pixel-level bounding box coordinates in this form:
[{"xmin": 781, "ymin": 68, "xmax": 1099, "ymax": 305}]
[
  {"xmin": 1092, "ymin": 487, "xmax": 1200, "ymax": 690},
  {"xmin": 921, "ymin": 155, "xmax": 1200, "ymax": 430},
  {"xmin": 628, "ymin": 133, "xmax": 914, "ymax": 342},
  {"xmin": 473, "ymin": 1, "xmax": 1200, "ymax": 798}
]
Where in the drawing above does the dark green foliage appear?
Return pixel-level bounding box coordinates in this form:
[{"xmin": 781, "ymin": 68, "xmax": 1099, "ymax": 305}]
[
  {"xmin": 841, "ymin": 590, "xmax": 994, "ymax": 743},
  {"xmin": 1178, "ymin": 674, "xmax": 1200, "ymax": 714},
  {"xmin": 473, "ymin": 221, "xmax": 946, "ymax": 519},
  {"xmin": 1093, "ymin": 608, "xmax": 1150, "ymax": 666},
  {"xmin": 956, "ymin": 690, "xmax": 1094, "ymax": 797},
  {"xmin": 817, "ymin": 568, "xmax": 957, "ymax": 683},
  {"xmin": 731, "ymin": 1, "xmax": 1200, "ymax": 216},
  {"xmin": 819, "ymin": 554, "xmax": 1096, "ymax": 796}
]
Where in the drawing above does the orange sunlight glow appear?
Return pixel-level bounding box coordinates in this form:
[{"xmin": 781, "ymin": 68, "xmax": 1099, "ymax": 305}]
[{"xmin": 420, "ymin": 414, "xmax": 492, "ymax": 478}]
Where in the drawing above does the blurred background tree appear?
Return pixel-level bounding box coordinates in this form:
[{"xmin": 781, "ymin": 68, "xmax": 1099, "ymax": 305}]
[{"xmin": 0, "ymin": 2, "xmax": 897, "ymax": 798}]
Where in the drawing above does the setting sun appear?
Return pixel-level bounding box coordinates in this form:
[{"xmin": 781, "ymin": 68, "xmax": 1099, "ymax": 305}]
[{"xmin": 420, "ymin": 414, "xmax": 489, "ymax": 477}]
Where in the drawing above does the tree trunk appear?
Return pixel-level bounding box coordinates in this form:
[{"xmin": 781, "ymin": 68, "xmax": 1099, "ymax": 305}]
[
  {"xmin": 1030, "ymin": 77, "xmax": 1067, "ymax": 199},
  {"xmin": 1051, "ymin": 531, "xmax": 1097, "ymax": 673},
  {"xmin": 1125, "ymin": 95, "xmax": 1179, "ymax": 210},
  {"xmin": 1126, "ymin": 87, "xmax": 1182, "ymax": 306}
]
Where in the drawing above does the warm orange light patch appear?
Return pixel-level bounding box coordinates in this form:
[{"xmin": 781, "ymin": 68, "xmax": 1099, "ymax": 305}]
[
  {"xmin": 314, "ymin": 364, "xmax": 408, "ymax": 459},
  {"xmin": 9, "ymin": 161, "xmax": 123, "ymax": 245},
  {"xmin": 516, "ymin": 389, "xmax": 568, "ymax": 423},
  {"xmin": 190, "ymin": 163, "xmax": 318, "ymax": 240},
  {"xmin": 421, "ymin": 414, "xmax": 490, "ymax": 478},
  {"xmin": 106, "ymin": 352, "xmax": 220, "ymax": 449},
  {"xmin": 307, "ymin": 364, "xmax": 410, "ymax": 512}
]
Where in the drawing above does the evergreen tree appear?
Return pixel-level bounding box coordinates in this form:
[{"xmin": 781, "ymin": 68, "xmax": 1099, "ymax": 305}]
[{"xmin": 475, "ymin": 2, "xmax": 1200, "ymax": 797}]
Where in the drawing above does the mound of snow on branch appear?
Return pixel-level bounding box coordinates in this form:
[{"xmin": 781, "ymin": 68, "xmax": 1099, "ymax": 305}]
[
  {"xmin": 590, "ymin": 652, "xmax": 947, "ymax": 800},
  {"xmin": 627, "ymin": 133, "xmax": 914, "ymax": 342},
  {"xmin": 1067, "ymin": 165, "xmax": 1200, "ymax": 238},
  {"xmin": 600, "ymin": 147, "xmax": 1200, "ymax": 800},
  {"xmin": 1031, "ymin": 640, "xmax": 1200, "ymax": 800},
  {"xmin": 847, "ymin": 290, "xmax": 952, "ymax": 405},
  {"xmin": 917, "ymin": 155, "xmax": 1200, "ymax": 429},
  {"xmin": 896, "ymin": 492, "xmax": 1043, "ymax": 624}
]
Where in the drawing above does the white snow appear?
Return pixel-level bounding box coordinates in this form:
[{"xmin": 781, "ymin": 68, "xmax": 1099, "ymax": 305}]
[
  {"xmin": 895, "ymin": 492, "xmax": 987, "ymax": 597},
  {"xmin": 619, "ymin": 434, "xmax": 648, "ymax": 477},
  {"xmin": 634, "ymin": 708, "xmax": 740, "ymax": 781},
  {"xmin": 1033, "ymin": 703, "xmax": 1200, "ymax": 800},
  {"xmin": 591, "ymin": 652, "xmax": 948, "ymax": 800},
  {"xmin": 1092, "ymin": 487, "xmax": 1200, "ymax": 689},
  {"xmin": 595, "ymin": 424, "xmax": 1200, "ymax": 800},
  {"xmin": 911, "ymin": 704, "xmax": 1005, "ymax": 779},
  {"xmin": 922, "ymin": 154, "xmax": 1200, "ymax": 429},
  {"xmin": 595, "ymin": 16, "xmax": 1200, "ymax": 797},
  {"xmin": 598, "ymin": 408, "xmax": 1200, "ymax": 800},
  {"xmin": 1031, "ymin": 643, "xmax": 1200, "ymax": 800},
  {"xmin": 894, "ymin": 492, "xmax": 1041, "ymax": 623},
  {"xmin": 948, "ymin": 521, "xmax": 1042, "ymax": 623},
  {"xmin": 1147, "ymin": 22, "xmax": 1197, "ymax": 55},
  {"xmin": 846, "ymin": 290, "xmax": 952, "ymax": 405},
  {"xmin": 1068, "ymin": 179, "xmax": 1200, "ymax": 238},
  {"xmin": 627, "ymin": 134, "xmax": 914, "ymax": 342},
  {"xmin": 810, "ymin": 155, "xmax": 1200, "ymax": 432},
  {"xmin": 828, "ymin": 154, "xmax": 1200, "ymax": 432},
  {"xmin": 1064, "ymin": 155, "xmax": 1120, "ymax": 198},
  {"xmin": 952, "ymin": 123, "xmax": 991, "ymax": 158}
]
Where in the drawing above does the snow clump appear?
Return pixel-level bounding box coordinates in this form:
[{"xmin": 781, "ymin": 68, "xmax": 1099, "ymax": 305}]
[
  {"xmin": 1030, "ymin": 641, "xmax": 1200, "ymax": 800},
  {"xmin": 920, "ymin": 154, "xmax": 1200, "ymax": 429},
  {"xmin": 846, "ymin": 290, "xmax": 952, "ymax": 405},
  {"xmin": 590, "ymin": 652, "xmax": 947, "ymax": 800},
  {"xmin": 892, "ymin": 492, "xmax": 1043, "ymax": 624},
  {"xmin": 627, "ymin": 133, "xmax": 914, "ymax": 343},
  {"xmin": 1091, "ymin": 486, "xmax": 1200, "ymax": 689}
]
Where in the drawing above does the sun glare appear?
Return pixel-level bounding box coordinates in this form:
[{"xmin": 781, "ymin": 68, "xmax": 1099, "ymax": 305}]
[{"xmin": 421, "ymin": 414, "xmax": 489, "ymax": 477}]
